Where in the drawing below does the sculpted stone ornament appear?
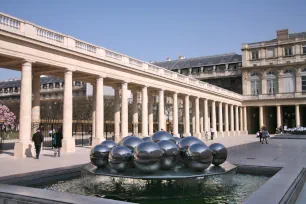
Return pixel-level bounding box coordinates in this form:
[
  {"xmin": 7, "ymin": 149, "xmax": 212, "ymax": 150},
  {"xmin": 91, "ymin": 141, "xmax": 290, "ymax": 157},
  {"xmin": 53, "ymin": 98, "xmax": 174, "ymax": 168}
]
[
  {"xmin": 90, "ymin": 144, "xmax": 110, "ymax": 168},
  {"xmin": 134, "ymin": 141, "xmax": 163, "ymax": 173},
  {"xmin": 157, "ymin": 140, "xmax": 179, "ymax": 169},
  {"xmin": 151, "ymin": 131, "xmax": 174, "ymax": 143},
  {"xmin": 187, "ymin": 143, "xmax": 212, "ymax": 171},
  {"xmin": 120, "ymin": 136, "xmax": 144, "ymax": 152},
  {"xmin": 101, "ymin": 140, "xmax": 117, "ymax": 150},
  {"xmin": 209, "ymin": 143, "xmax": 227, "ymax": 166},
  {"xmin": 109, "ymin": 146, "xmax": 133, "ymax": 172}
]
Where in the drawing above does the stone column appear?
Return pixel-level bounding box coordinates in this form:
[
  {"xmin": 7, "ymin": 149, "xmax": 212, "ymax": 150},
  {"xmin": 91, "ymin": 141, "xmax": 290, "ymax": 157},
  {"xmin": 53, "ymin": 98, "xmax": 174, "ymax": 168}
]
[
  {"xmin": 244, "ymin": 107, "xmax": 248, "ymax": 132},
  {"xmin": 132, "ymin": 91, "xmax": 138, "ymax": 136},
  {"xmin": 14, "ymin": 61, "xmax": 33, "ymax": 158},
  {"xmin": 259, "ymin": 106, "xmax": 264, "ymax": 128},
  {"xmin": 92, "ymin": 85, "xmax": 96, "ymax": 139},
  {"xmin": 211, "ymin": 101, "xmax": 216, "ymax": 136},
  {"xmin": 235, "ymin": 106, "xmax": 239, "ymax": 135},
  {"xmin": 31, "ymin": 73, "xmax": 40, "ymax": 135},
  {"xmin": 141, "ymin": 86, "xmax": 148, "ymax": 137},
  {"xmin": 148, "ymin": 94, "xmax": 154, "ymax": 135},
  {"xmin": 92, "ymin": 77, "xmax": 105, "ymax": 146},
  {"xmin": 184, "ymin": 95, "xmax": 190, "ymax": 136},
  {"xmin": 192, "ymin": 99, "xmax": 196, "ymax": 136},
  {"xmin": 121, "ymin": 82, "xmax": 128, "ymax": 137},
  {"xmin": 114, "ymin": 87, "xmax": 121, "ymax": 141},
  {"xmin": 230, "ymin": 105, "xmax": 234, "ymax": 133},
  {"xmin": 173, "ymin": 92, "xmax": 179, "ymax": 136},
  {"xmin": 62, "ymin": 70, "xmax": 75, "ymax": 152},
  {"xmin": 195, "ymin": 97, "xmax": 200, "ymax": 138},
  {"xmin": 203, "ymin": 98, "xmax": 209, "ymax": 133},
  {"xmin": 277, "ymin": 105, "xmax": 282, "ymax": 129},
  {"xmin": 218, "ymin": 102, "xmax": 223, "ymax": 136},
  {"xmin": 296, "ymin": 105, "xmax": 300, "ymax": 127},
  {"xmin": 200, "ymin": 100, "xmax": 204, "ymax": 135},
  {"xmin": 158, "ymin": 89, "xmax": 165, "ymax": 130},
  {"xmin": 224, "ymin": 103, "xmax": 229, "ymax": 136},
  {"xmin": 262, "ymin": 74, "xmax": 267, "ymax": 95},
  {"xmin": 240, "ymin": 107, "xmax": 243, "ymax": 132}
]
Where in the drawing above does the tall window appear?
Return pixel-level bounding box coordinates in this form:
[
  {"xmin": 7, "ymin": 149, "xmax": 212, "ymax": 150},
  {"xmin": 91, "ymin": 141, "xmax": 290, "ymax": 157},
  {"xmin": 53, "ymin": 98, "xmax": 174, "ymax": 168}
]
[
  {"xmin": 266, "ymin": 72, "xmax": 278, "ymax": 95},
  {"xmin": 284, "ymin": 47, "xmax": 292, "ymax": 56},
  {"xmin": 251, "ymin": 50, "xmax": 259, "ymax": 60},
  {"xmin": 266, "ymin": 48, "xmax": 275, "ymax": 58},
  {"xmin": 250, "ymin": 72, "xmax": 261, "ymax": 95},
  {"xmin": 283, "ymin": 69, "xmax": 296, "ymax": 93},
  {"xmin": 303, "ymin": 45, "xmax": 306, "ymax": 55},
  {"xmin": 302, "ymin": 68, "xmax": 306, "ymax": 92}
]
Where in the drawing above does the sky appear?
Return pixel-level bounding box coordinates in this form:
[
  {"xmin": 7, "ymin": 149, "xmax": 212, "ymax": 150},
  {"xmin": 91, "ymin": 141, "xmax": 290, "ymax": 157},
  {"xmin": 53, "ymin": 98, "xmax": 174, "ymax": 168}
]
[{"xmin": 0, "ymin": 0, "xmax": 306, "ymax": 80}]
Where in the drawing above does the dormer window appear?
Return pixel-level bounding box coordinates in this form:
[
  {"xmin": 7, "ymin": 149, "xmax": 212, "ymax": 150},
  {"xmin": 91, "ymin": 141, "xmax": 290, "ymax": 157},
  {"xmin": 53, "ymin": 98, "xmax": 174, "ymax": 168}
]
[{"xmin": 302, "ymin": 45, "xmax": 306, "ymax": 54}]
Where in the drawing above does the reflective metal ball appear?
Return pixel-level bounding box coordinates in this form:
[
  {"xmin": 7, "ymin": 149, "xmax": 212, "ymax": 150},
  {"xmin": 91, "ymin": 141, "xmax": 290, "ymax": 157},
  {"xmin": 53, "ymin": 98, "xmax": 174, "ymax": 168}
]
[
  {"xmin": 173, "ymin": 137, "xmax": 181, "ymax": 145},
  {"xmin": 134, "ymin": 141, "xmax": 163, "ymax": 173},
  {"xmin": 109, "ymin": 146, "xmax": 133, "ymax": 172},
  {"xmin": 151, "ymin": 131, "xmax": 174, "ymax": 143},
  {"xmin": 101, "ymin": 140, "xmax": 117, "ymax": 150},
  {"xmin": 143, "ymin": 136, "xmax": 151, "ymax": 142},
  {"xmin": 209, "ymin": 143, "xmax": 227, "ymax": 166},
  {"xmin": 187, "ymin": 143, "xmax": 212, "ymax": 171},
  {"xmin": 157, "ymin": 140, "xmax": 179, "ymax": 169},
  {"xmin": 90, "ymin": 144, "xmax": 110, "ymax": 168},
  {"xmin": 120, "ymin": 136, "xmax": 144, "ymax": 152},
  {"xmin": 178, "ymin": 136, "xmax": 204, "ymax": 164}
]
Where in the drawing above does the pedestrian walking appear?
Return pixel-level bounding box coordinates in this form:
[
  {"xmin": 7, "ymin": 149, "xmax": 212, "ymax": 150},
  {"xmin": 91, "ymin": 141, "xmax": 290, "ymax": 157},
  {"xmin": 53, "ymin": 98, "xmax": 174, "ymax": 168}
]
[
  {"xmin": 257, "ymin": 129, "xmax": 263, "ymax": 143},
  {"xmin": 32, "ymin": 128, "xmax": 44, "ymax": 159},
  {"xmin": 54, "ymin": 128, "xmax": 63, "ymax": 157},
  {"xmin": 210, "ymin": 127, "xmax": 215, "ymax": 140},
  {"xmin": 261, "ymin": 126, "xmax": 269, "ymax": 144}
]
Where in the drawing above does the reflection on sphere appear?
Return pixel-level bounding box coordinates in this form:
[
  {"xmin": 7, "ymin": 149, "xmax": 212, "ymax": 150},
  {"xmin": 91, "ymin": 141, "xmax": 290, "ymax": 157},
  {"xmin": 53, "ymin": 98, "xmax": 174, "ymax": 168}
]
[
  {"xmin": 109, "ymin": 146, "xmax": 133, "ymax": 172},
  {"xmin": 187, "ymin": 143, "xmax": 212, "ymax": 171},
  {"xmin": 209, "ymin": 143, "xmax": 227, "ymax": 166},
  {"xmin": 101, "ymin": 140, "xmax": 117, "ymax": 150},
  {"xmin": 151, "ymin": 131, "xmax": 174, "ymax": 143},
  {"xmin": 157, "ymin": 140, "xmax": 179, "ymax": 169},
  {"xmin": 120, "ymin": 136, "xmax": 144, "ymax": 152},
  {"xmin": 90, "ymin": 144, "xmax": 110, "ymax": 168}
]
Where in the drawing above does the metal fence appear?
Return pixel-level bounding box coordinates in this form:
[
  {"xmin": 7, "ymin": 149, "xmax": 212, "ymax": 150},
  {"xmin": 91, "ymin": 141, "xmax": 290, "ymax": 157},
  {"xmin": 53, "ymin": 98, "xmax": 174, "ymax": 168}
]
[{"xmin": 72, "ymin": 121, "xmax": 92, "ymax": 146}]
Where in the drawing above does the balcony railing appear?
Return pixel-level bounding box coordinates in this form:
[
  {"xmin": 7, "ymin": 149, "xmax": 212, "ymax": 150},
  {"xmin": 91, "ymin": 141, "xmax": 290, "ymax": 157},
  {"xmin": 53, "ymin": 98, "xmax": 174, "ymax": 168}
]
[
  {"xmin": 0, "ymin": 12, "xmax": 243, "ymax": 101},
  {"xmin": 244, "ymin": 92, "xmax": 306, "ymax": 100}
]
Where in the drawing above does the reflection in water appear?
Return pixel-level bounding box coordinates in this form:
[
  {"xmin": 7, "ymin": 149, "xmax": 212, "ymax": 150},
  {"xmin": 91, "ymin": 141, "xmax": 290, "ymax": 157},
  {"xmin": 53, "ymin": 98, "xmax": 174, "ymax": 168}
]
[{"xmin": 39, "ymin": 173, "xmax": 270, "ymax": 204}]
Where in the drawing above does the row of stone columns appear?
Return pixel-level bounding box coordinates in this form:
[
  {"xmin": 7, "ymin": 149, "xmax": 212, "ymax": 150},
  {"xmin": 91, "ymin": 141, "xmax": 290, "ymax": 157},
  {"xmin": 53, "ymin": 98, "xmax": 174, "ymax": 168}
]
[{"xmin": 14, "ymin": 61, "xmax": 247, "ymax": 157}]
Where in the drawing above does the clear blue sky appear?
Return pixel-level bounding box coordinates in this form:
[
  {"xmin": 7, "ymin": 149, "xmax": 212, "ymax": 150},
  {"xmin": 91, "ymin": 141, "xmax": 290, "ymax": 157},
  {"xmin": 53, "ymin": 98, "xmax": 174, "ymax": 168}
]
[{"xmin": 1, "ymin": 0, "xmax": 305, "ymax": 80}]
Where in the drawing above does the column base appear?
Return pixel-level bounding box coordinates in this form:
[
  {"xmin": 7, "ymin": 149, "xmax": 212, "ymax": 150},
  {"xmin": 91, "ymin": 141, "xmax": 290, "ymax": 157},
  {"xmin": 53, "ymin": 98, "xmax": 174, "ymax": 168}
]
[
  {"xmin": 217, "ymin": 131, "xmax": 223, "ymax": 137},
  {"xmin": 62, "ymin": 138, "xmax": 76, "ymax": 153},
  {"xmin": 223, "ymin": 131, "xmax": 230, "ymax": 136},
  {"xmin": 92, "ymin": 137, "xmax": 105, "ymax": 147},
  {"xmin": 193, "ymin": 132, "xmax": 201, "ymax": 139},
  {"xmin": 14, "ymin": 141, "xmax": 35, "ymax": 158},
  {"xmin": 183, "ymin": 132, "xmax": 191, "ymax": 137},
  {"xmin": 229, "ymin": 131, "xmax": 235, "ymax": 136},
  {"xmin": 236, "ymin": 131, "xmax": 241, "ymax": 136}
]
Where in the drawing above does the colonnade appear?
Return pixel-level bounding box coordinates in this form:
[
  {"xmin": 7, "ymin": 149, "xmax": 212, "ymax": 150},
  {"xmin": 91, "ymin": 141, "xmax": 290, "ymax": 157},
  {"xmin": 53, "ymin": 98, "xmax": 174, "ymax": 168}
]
[{"xmin": 14, "ymin": 61, "xmax": 247, "ymax": 157}]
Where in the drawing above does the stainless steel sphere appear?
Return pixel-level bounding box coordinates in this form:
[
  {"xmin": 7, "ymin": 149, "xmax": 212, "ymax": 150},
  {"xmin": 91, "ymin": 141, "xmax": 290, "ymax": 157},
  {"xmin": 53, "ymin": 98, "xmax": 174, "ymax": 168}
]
[
  {"xmin": 157, "ymin": 140, "xmax": 179, "ymax": 169},
  {"xmin": 120, "ymin": 136, "xmax": 144, "ymax": 152},
  {"xmin": 178, "ymin": 136, "xmax": 204, "ymax": 165},
  {"xmin": 173, "ymin": 137, "xmax": 181, "ymax": 145},
  {"xmin": 151, "ymin": 131, "xmax": 174, "ymax": 143},
  {"xmin": 209, "ymin": 143, "xmax": 227, "ymax": 166},
  {"xmin": 187, "ymin": 143, "xmax": 212, "ymax": 171},
  {"xmin": 134, "ymin": 141, "xmax": 163, "ymax": 173},
  {"xmin": 90, "ymin": 144, "xmax": 110, "ymax": 168},
  {"xmin": 109, "ymin": 146, "xmax": 133, "ymax": 172},
  {"xmin": 101, "ymin": 140, "xmax": 117, "ymax": 150},
  {"xmin": 143, "ymin": 136, "xmax": 151, "ymax": 142}
]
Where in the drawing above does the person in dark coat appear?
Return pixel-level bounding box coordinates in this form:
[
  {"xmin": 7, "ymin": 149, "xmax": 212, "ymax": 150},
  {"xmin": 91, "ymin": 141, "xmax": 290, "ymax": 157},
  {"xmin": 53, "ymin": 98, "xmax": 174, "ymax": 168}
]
[
  {"xmin": 55, "ymin": 128, "xmax": 63, "ymax": 157},
  {"xmin": 32, "ymin": 129, "xmax": 44, "ymax": 159},
  {"xmin": 261, "ymin": 126, "xmax": 269, "ymax": 144}
]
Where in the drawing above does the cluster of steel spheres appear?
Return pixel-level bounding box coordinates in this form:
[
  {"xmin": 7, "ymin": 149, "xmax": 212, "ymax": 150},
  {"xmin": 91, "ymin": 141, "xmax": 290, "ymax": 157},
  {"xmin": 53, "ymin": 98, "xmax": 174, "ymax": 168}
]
[{"xmin": 90, "ymin": 131, "xmax": 227, "ymax": 173}]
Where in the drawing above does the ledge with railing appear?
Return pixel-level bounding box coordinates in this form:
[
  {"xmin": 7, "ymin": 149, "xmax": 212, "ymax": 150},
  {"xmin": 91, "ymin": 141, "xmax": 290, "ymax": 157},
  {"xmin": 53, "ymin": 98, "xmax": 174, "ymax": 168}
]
[
  {"xmin": 244, "ymin": 92, "xmax": 306, "ymax": 100},
  {"xmin": 0, "ymin": 12, "xmax": 243, "ymax": 101}
]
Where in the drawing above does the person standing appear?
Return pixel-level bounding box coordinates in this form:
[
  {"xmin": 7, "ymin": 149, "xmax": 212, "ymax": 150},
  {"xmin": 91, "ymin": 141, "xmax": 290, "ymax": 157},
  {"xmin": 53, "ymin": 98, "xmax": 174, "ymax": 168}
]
[
  {"xmin": 261, "ymin": 126, "xmax": 269, "ymax": 144},
  {"xmin": 32, "ymin": 128, "xmax": 44, "ymax": 159},
  {"xmin": 55, "ymin": 128, "xmax": 63, "ymax": 157},
  {"xmin": 210, "ymin": 127, "xmax": 215, "ymax": 140}
]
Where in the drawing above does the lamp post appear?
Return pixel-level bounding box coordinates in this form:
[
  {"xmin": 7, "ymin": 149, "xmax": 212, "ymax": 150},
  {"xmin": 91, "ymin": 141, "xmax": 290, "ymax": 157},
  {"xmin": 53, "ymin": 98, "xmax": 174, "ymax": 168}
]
[{"xmin": 0, "ymin": 119, "xmax": 4, "ymax": 154}]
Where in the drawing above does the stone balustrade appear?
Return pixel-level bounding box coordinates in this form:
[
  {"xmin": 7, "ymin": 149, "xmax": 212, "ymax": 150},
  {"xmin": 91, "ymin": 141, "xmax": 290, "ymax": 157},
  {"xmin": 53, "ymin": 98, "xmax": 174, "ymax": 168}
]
[{"xmin": 0, "ymin": 12, "xmax": 242, "ymax": 101}]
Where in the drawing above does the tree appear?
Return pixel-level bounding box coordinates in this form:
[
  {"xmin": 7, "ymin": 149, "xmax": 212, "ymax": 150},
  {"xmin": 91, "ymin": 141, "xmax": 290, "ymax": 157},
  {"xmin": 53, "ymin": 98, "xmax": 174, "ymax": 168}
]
[{"xmin": 0, "ymin": 104, "xmax": 16, "ymax": 129}]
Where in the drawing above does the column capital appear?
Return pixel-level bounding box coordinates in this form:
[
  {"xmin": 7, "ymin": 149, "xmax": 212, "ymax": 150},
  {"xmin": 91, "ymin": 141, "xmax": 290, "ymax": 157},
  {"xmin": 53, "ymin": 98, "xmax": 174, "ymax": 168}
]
[
  {"xmin": 97, "ymin": 74, "xmax": 107, "ymax": 79},
  {"xmin": 22, "ymin": 59, "xmax": 35, "ymax": 64}
]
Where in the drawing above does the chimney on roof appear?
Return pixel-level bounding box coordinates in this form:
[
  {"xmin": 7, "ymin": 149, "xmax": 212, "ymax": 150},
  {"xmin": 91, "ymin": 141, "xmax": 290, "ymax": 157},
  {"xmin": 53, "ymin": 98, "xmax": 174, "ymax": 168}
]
[
  {"xmin": 178, "ymin": 56, "xmax": 185, "ymax": 60},
  {"xmin": 277, "ymin": 29, "xmax": 289, "ymax": 40},
  {"xmin": 166, "ymin": 57, "xmax": 171, "ymax": 61}
]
